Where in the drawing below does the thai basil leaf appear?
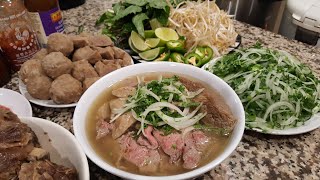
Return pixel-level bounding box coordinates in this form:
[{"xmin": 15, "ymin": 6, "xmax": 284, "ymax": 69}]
[{"xmin": 132, "ymin": 13, "xmax": 149, "ymax": 37}]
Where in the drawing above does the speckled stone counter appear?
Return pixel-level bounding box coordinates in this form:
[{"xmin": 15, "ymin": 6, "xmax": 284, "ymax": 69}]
[{"xmin": 4, "ymin": 0, "xmax": 320, "ymax": 179}]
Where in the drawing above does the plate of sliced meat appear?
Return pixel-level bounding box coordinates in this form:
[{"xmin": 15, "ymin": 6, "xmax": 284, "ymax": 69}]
[{"xmin": 0, "ymin": 108, "xmax": 89, "ymax": 179}]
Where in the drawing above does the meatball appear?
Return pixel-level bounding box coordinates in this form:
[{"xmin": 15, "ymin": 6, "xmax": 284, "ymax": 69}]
[
  {"xmin": 26, "ymin": 75, "xmax": 52, "ymax": 100},
  {"xmin": 94, "ymin": 47, "xmax": 114, "ymax": 59},
  {"xmin": 88, "ymin": 34, "xmax": 113, "ymax": 47},
  {"xmin": 72, "ymin": 46, "xmax": 102, "ymax": 64},
  {"xmin": 94, "ymin": 60, "xmax": 120, "ymax": 77},
  {"xmin": 19, "ymin": 59, "xmax": 45, "ymax": 84},
  {"xmin": 47, "ymin": 33, "xmax": 74, "ymax": 56},
  {"xmin": 69, "ymin": 35, "xmax": 89, "ymax": 49},
  {"xmin": 42, "ymin": 52, "xmax": 73, "ymax": 79},
  {"xmin": 72, "ymin": 60, "xmax": 98, "ymax": 81},
  {"xmin": 112, "ymin": 47, "xmax": 126, "ymax": 59},
  {"xmin": 83, "ymin": 77, "xmax": 100, "ymax": 91},
  {"xmin": 50, "ymin": 74, "xmax": 83, "ymax": 104},
  {"xmin": 33, "ymin": 48, "xmax": 48, "ymax": 60}
]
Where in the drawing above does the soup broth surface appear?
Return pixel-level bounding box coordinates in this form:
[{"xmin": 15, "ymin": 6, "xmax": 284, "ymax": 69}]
[{"xmin": 86, "ymin": 73, "xmax": 233, "ymax": 176}]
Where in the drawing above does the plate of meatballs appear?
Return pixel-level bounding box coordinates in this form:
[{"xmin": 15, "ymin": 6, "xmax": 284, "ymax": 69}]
[{"xmin": 18, "ymin": 32, "xmax": 134, "ymax": 108}]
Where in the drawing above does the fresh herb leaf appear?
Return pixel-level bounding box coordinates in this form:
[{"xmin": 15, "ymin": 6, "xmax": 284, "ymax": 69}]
[
  {"xmin": 124, "ymin": 0, "xmax": 148, "ymax": 6},
  {"xmin": 147, "ymin": 0, "xmax": 168, "ymax": 9},
  {"xmin": 161, "ymin": 125, "xmax": 174, "ymax": 135},
  {"xmin": 112, "ymin": 5, "xmax": 143, "ymax": 21},
  {"xmin": 132, "ymin": 13, "xmax": 149, "ymax": 37}
]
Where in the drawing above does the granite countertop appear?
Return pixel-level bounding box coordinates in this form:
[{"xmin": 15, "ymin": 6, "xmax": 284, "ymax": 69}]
[{"xmin": 4, "ymin": 0, "xmax": 320, "ymax": 179}]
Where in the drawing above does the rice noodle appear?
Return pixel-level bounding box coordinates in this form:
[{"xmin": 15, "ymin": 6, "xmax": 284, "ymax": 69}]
[{"xmin": 169, "ymin": 0, "xmax": 237, "ymax": 54}]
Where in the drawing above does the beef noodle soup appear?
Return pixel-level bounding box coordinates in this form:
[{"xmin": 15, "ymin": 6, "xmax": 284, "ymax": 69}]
[{"xmin": 86, "ymin": 73, "xmax": 237, "ymax": 176}]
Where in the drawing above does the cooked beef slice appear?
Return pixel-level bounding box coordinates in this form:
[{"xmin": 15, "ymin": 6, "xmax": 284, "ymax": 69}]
[
  {"xmin": 112, "ymin": 112, "xmax": 136, "ymax": 139},
  {"xmin": 153, "ymin": 130, "xmax": 184, "ymax": 163},
  {"xmin": 183, "ymin": 130, "xmax": 210, "ymax": 169},
  {"xmin": 18, "ymin": 160, "xmax": 77, "ymax": 180},
  {"xmin": 118, "ymin": 132, "xmax": 160, "ymax": 170},
  {"xmin": 111, "ymin": 86, "xmax": 136, "ymax": 98},
  {"xmin": 27, "ymin": 148, "xmax": 49, "ymax": 161},
  {"xmin": 0, "ymin": 143, "xmax": 34, "ymax": 180},
  {"xmin": 179, "ymin": 77, "xmax": 237, "ymax": 132}
]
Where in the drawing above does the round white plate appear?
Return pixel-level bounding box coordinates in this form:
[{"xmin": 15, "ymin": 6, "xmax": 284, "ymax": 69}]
[
  {"xmin": 203, "ymin": 57, "xmax": 320, "ymax": 135},
  {"xmin": 20, "ymin": 117, "xmax": 90, "ymax": 180},
  {"xmin": 249, "ymin": 113, "xmax": 320, "ymax": 135},
  {"xmin": 0, "ymin": 88, "xmax": 32, "ymax": 117},
  {"xmin": 18, "ymin": 79, "xmax": 77, "ymax": 108}
]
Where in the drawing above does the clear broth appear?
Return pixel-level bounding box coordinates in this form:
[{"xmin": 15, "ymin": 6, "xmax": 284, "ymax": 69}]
[{"xmin": 86, "ymin": 73, "xmax": 233, "ymax": 176}]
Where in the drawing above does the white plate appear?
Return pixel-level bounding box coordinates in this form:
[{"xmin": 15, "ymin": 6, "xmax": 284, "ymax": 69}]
[
  {"xmin": 203, "ymin": 57, "xmax": 320, "ymax": 135},
  {"xmin": 20, "ymin": 117, "xmax": 89, "ymax": 180},
  {"xmin": 0, "ymin": 88, "xmax": 32, "ymax": 117},
  {"xmin": 249, "ymin": 113, "xmax": 320, "ymax": 135},
  {"xmin": 18, "ymin": 79, "xmax": 77, "ymax": 108}
]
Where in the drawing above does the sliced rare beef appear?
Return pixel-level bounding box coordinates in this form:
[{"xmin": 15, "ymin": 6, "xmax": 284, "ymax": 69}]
[
  {"xmin": 137, "ymin": 126, "xmax": 158, "ymax": 150},
  {"xmin": 118, "ymin": 132, "xmax": 160, "ymax": 172},
  {"xmin": 153, "ymin": 130, "xmax": 184, "ymax": 164},
  {"xmin": 179, "ymin": 77, "xmax": 237, "ymax": 132},
  {"xmin": 96, "ymin": 120, "xmax": 114, "ymax": 140},
  {"xmin": 18, "ymin": 160, "xmax": 77, "ymax": 180},
  {"xmin": 183, "ymin": 130, "xmax": 210, "ymax": 169}
]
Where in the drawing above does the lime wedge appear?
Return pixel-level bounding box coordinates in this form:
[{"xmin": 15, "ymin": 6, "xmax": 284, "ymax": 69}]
[
  {"xmin": 139, "ymin": 47, "xmax": 165, "ymax": 61},
  {"xmin": 149, "ymin": 19, "xmax": 162, "ymax": 30},
  {"xmin": 128, "ymin": 37, "xmax": 140, "ymax": 54},
  {"xmin": 144, "ymin": 30, "xmax": 156, "ymax": 38},
  {"xmin": 145, "ymin": 38, "xmax": 161, "ymax": 48},
  {"xmin": 155, "ymin": 27, "xmax": 179, "ymax": 42},
  {"xmin": 130, "ymin": 31, "xmax": 149, "ymax": 51}
]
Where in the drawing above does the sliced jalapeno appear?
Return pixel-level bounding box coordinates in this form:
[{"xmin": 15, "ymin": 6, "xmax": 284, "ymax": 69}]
[
  {"xmin": 200, "ymin": 46, "xmax": 214, "ymax": 66},
  {"xmin": 170, "ymin": 53, "xmax": 185, "ymax": 63},
  {"xmin": 185, "ymin": 53, "xmax": 202, "ymax": 66},
  {"xmin": 155, "ymin": 51, "xmax": 170, "ymax": 61},
  {"xmin": 166, "ymin": 40, "xmax": 186, "ymax": 53}
]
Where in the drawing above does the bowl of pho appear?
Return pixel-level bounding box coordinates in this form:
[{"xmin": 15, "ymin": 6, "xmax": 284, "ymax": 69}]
[{"xmin": 73, "ymin": 62, "xmax": 245, "ymax": 179}]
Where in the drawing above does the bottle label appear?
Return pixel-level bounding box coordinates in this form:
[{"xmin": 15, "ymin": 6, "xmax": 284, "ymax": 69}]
[
  {"xmin": 0, "ymin": 10, "xmax": 41, "ymax": 71},
  {"xmin": 29, "ymin": 7, "xmax": 65, "ymax": 46}
]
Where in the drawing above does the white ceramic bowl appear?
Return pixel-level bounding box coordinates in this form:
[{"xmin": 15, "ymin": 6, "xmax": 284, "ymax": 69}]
[
  {"xmin": 20, "ymin": 117, "xmax": 90, "ymax": 180},
  {"xmin": 73, "ymin": 62, "xmax": 245, "ymax": 180}
]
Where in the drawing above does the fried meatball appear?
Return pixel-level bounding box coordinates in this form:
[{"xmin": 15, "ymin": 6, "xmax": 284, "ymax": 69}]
[
  {"xmin": 69, "ymin": 35, "xmax": 89, "ymax": 49},
  {"xmin": 50, "ymin": 74, "xmax": 83, "ymax": 104},
  {"xmin": 33, "ymin": 48, "xmax": 48, "ymax": 60},
  {"xmin": 112, "ymin": 47, "xmax": 126, "ymax": 59},
  {"xmin": 83, "ymin": 77, "xmax": 100, "ymax": 91},
  {"xmin": 26, "ymin": 75, "xmax": 52, "ymax": 100},
  {"xmin": 88, "ymin": 34, "xmax": 113, "ymax": 47},
  {"xmin": 72, "ymin": 60, "xmax": 98, "ymax": 81},
  {"xmin": 72, "ymin": 46, "xmax": 102, "ymax": 64},
  {"xmin": 94, "ymin": 47, "xmax": 114, "ymax": 59},
  {"xmin": 47, "ymin": 33, "xmax": 74, "ymax": 56},
  {"xmin": 19, "ymin": 59, "xmax": 45, "ymax": 84},
  {"xmin": 42, "ymin": 52, "xmax": 73, "ymax": 79},
  {"xmin": 94, "ymin": 60, "xmax": 120, "ymax": 77}
]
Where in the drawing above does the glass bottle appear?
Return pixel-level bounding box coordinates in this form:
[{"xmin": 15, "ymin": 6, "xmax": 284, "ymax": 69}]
[
  {"xmin": 24, "ymin": 0, "xmax": 65, "ymax": 47},
  {"xmin": 0, "ymin": 0, "xmax": 41, "ymax": 71},
  {"xmin": 0, "ymin": 52, "xmax": 11, "ymax": 86}
]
